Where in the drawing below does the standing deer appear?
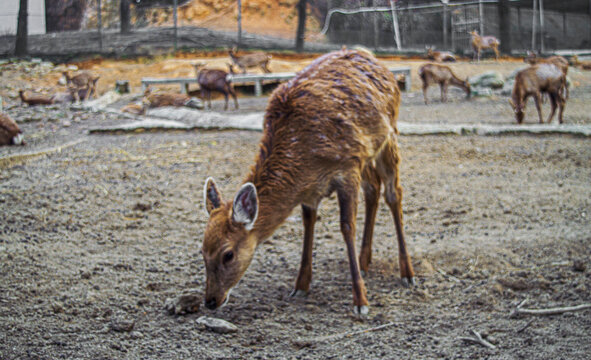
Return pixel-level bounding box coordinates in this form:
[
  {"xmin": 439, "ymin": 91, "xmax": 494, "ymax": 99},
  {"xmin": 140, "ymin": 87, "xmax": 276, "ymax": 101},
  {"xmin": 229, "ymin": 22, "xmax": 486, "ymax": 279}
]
[
  {"xmin": 418, "ymin": 63, "xmax": 471, "ymax": 104},
  {"xmin": 470, "ymin": 30, "xmax": 500, "ymax": 62},
  {"xmin": 202, "ymin": 49, "xmax": 414, "ymax": 316},
  {"xmin": 0, "ymin": 112, "xmax": 25, "ymax": 146},
  {"xmin": 524, "ymin": 51, "xmax": 569, "ymax": 98},
  {"xmin": 193, "ymin": 63, "xmax": 238, "ymax": 110},
  {"xmin": 60, "ymin": 71, "xmax": 100, "ymax": 102},
  {"xmin": 570, "ymin": 55, "xmax": 591, "ymax": 70},
  {"xmin": 228, "ymin": 47, "xmax": 272, "ymax": 74},
  {"xmin": 509, "ymin": 63, "xmax": 566, "ymax": 124}
]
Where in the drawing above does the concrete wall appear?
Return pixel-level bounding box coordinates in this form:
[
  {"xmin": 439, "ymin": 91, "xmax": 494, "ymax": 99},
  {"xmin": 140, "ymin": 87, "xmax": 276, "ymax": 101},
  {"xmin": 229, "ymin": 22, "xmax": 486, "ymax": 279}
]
[{"xmin": 0, "ymin": 0, "xmax": 46, "ymax": 35}]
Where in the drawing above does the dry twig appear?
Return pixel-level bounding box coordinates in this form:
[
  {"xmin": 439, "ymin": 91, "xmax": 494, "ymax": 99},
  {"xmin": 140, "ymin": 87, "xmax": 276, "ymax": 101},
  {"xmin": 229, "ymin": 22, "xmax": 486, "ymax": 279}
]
[
  {"xmin": 295, "ymin": 322, "xmax": 398, "ymax": 344},
  {"xmin": 510, "ymin": 299, "xmax": 591, "ymax": 317},
  {"xmin": 458, "ymin": 330, "xmax": 497, "ymax": 350}
]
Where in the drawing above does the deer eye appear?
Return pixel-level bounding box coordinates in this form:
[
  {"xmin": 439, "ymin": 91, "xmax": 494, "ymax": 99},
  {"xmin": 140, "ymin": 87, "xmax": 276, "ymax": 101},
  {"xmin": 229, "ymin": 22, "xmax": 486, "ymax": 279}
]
[{"xmin": 223, "ymin": 251, "xmax": 234, "ymax": 264}]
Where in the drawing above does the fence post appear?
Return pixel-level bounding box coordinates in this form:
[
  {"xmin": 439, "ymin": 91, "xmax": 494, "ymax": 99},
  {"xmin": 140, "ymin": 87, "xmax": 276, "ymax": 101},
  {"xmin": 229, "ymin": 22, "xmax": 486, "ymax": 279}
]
[
  {"xmin": 539, "ymin": 0, "xmax": 545, "ymax": 53},
  {"xmin": 443, "ymin": 3, "xmax": 448, "ymax": 49},
  {"xmin": 173, "ymin": 0, "xmax": 178, "ymax": 52},
  {"xmin": 237, "ymin": 0, "xmax": 242, "ymax": 48},
  {"xmin": 390, "ymin": 0, "xmax": 401, "ymax": 50},
  {"xmin": 97, "ymin": 0, "xmax": 103, "ymax": 52},
  {"xmin": 531, "ymin": 0, "xmax": 537, "ymax": 51}
]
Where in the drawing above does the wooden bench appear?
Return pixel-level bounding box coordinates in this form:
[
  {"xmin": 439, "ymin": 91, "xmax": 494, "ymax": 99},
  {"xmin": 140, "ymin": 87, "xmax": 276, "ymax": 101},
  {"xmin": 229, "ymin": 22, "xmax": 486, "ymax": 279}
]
[{"xmin": 141, "ymin": 67, "xmax": 412, "ymax": 97}]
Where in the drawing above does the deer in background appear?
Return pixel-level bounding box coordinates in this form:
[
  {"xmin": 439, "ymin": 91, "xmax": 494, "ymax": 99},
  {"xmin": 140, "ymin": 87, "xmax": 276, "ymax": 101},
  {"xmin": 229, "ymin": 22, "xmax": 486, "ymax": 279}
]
[
  {"xmin": 426, "ymin": 47, "xmax": 457, "ymax": 62},
  {"xmin": 193, "ymin": 63, "xmax": 238, "ymax": 110},
  {"xmin": 509, "ymin": 63, "xmax": 566, "ymax": 124},
  {"xmin": 571, "ymin": 55, "xmax": 591, "ymax": 70},
  {"xmin": 60, "ymin": 71, "xmax": 100, "ymax": 102},
  {"xmin": 142, "ymin": 87, "xmax": 202, "ymax": 110},
  {"xmin": 19, "ymin": 88, "xmax": 94, "ymax": 106},
  {"xmin": 470, "ymin": 30, "xmax": 500, "ymax": 62},
  {"xmin": 228, "ymin": 47, "xmax": 272, "ymax": 74},
  {"xmin": 0, "ymin": 112, "xmax": 25, "ymax": 146},
  {"xmin": 202, "ymin": 49, "xmax": 414, "ymax": 316},
  {"xmin": 419, "ymin": 63, "xmax": 471, "ymax": 104}
]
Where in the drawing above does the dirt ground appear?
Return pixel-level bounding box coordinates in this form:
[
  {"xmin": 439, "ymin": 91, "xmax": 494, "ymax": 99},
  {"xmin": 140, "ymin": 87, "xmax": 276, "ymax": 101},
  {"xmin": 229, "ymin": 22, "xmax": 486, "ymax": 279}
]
[{"xmin": 1, "ymin": 56, "xmax": 590, "ymax": 359}]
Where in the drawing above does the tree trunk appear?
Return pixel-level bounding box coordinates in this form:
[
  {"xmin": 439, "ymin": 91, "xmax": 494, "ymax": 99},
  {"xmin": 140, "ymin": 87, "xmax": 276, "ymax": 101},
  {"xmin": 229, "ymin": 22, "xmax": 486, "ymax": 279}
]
[
  {"xmin": 295, "ymin": 0, "xmax": 307, "ymax": 52},
  {"xmin": 15, "ymin": 0, "xmax": 28, "ymax": 56},
  {"xmin": 120, "ymin": 0, "xmax": 131, "ymax": 33},
  {"xmin": 498, "ymin": 0, "xmax": 511, "ymax": 53}
]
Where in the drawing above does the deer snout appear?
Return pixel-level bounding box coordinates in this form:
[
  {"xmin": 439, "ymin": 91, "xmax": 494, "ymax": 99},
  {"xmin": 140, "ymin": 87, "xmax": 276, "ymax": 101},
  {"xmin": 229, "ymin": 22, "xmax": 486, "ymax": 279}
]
[{"xmin": 205, "ymin": 297, "xmax": 218, "ymax": 310}]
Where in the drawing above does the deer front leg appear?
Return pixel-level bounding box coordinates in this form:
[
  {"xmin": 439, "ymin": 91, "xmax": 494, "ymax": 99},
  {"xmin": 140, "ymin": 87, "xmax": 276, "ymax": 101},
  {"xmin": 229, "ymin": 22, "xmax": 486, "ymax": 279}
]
[
  {"xmin": 547, "ymin": 92, "xmax": 558, "ymax": 124},
  {"xmin": 422, "ymin": 83, "xmax": 429, "ymax": 105},
  {"xmin": 359, "ymin": 167, "xmax": 381, "ymax": 275},
  {"xmin": 291, "ymin": 204, "xmax": 317, "ymax": 298},
  {"xmin": 440, "ymin": 82, "xmax": 448, "ymax": 103},
  {"xmin": 534, "ymin": 92, "xmax": 544, "ymax": 124},
  {"xmin": 337, "ymin": 182, "xmax": 369, "ymax": 315}
]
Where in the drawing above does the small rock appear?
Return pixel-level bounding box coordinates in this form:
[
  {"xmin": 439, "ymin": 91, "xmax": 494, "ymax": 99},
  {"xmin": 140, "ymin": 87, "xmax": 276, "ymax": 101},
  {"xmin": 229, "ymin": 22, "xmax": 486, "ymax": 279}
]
[
  {"xmin": 164, "ymin": 293, "xmax": 201, "ymax": 315},
  {"xmin": 110, "ymin": 317, "xmax": 135, "ymax": 332},
  {"xmin": 196, "ymin": 316, "xmax": 238, "ymax": 334},
  {"xmin": 573, "ymin": 260, "xmax": 586, "ymax": 272},
  {"xmin": 133, "ymin": 202, "xmax": 152, "ymax": 212},
  {"xmin": 80, "ymin": 270, "xmax": 91, "ymax": 279},
  {"xmin": 129, "ymin": 331, "xmax": 144, "ymax": 340},
  {"xmin": 62, "ymin": 120, "xmax": 71, "ymax": 127}
]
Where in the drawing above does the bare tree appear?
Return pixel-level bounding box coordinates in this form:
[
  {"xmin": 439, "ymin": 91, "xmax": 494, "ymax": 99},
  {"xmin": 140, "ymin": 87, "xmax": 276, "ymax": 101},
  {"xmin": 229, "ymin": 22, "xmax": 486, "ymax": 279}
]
[
  {"xmin": 15, "ymin": 0, "xmax": 28, "ymax": 56},
  {"xmin": 295, "ymin": 0, "xmax": 307, "ymax": 52},
  {"xmin": 120, "ymin": 0, "xmax": 131, "ymax": 33}
]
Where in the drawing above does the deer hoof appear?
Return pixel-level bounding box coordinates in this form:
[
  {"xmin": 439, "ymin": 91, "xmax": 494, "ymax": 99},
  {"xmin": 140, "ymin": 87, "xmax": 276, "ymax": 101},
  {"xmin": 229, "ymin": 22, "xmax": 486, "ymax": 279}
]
[
  {"xmin": 289, "ymin": 289, "xmax": 308, "ymax": 298},
  {"xmin": 401, "ymin": 277, "xmax": 416, "ymax": 288},
  {"xmin": 353, "ymin": 305, "xmax": 369, "ymax": 316}
]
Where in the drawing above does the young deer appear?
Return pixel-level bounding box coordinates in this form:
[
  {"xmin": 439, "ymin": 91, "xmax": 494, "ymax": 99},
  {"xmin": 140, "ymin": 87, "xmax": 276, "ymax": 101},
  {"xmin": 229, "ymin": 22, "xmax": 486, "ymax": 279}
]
[
  {"xmin": 202, "ymin": 49, "xmax": 414, "ymax": 315},
  {"xmin": 470, "ymin": 30, "xmax": 500, "ymax": 62},
  {"xmin": 228, "ymin": 47, "xmax": 272, "ymax": 74},
  {"xmin": 60, "ymin": 71, "xmax": 100, "ymax": 101},
  {"xmin": 509, "ymin": 63, "xmax": 566, "ymax": 124},
  {"xmin": 0, "ymin": 112, "xmax": 25, "ymax": 146},
  {"xmin": 571, "ymin": 55, "xmax": 591, "ymax": 70},
  {"xmin": 418, "ymin": 63, "xmax": 471, "ymax": 104},
  {"xmin": 525, "ymin": 51, "xmax": 569, "ymax": 98},
  {"xmin": 193, "ymin": 63, "xmax": 238, "ymax": 110},
  {"xmin": 426, "ymin": 47, "xmax": 457, "ymax": 62}
]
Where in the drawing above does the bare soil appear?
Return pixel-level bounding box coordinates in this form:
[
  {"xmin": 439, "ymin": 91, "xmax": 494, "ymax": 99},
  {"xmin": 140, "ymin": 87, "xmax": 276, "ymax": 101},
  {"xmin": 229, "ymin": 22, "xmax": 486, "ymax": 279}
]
[{"xmin": 1, "ymin": 58, "xmax": 590, "ymax": 359}]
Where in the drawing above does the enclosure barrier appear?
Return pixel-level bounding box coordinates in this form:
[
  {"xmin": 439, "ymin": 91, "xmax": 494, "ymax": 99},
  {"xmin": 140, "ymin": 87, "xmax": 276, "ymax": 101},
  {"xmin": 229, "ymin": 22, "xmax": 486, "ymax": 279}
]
[{"xmin": 142, "ymin": 68, "xmax": 412, "ymax": 97}]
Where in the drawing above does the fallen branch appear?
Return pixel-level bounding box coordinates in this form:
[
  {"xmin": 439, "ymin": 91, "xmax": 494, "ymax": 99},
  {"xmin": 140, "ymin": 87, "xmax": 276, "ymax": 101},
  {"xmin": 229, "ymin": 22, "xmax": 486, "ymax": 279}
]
[
  {"xmin": 516, "ymin": 319, "xmax": 534, "ymax": 333},
  {"xmin": 295, "ymin": 321, "xmax": 397, "ymax": 345},
  {"xmin": 511, "ymin": 299, "xmax": 591, "ymax": 317},
  {"xmin": 458, "ymin": 330, "xmax": 496, "ymax": 350},
  {"xmin": 436, "ymin": 268, "xmax": 461, "ymax": 282}
]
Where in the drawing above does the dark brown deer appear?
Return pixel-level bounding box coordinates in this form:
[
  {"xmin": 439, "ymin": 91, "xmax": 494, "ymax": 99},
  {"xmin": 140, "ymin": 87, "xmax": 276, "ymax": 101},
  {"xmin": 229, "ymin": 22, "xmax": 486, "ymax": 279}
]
[
  {"xmin": 228, "ymin": 47, "xmax": 272, "ymax": 74},
  {"xmin": 202, "ymin": 49, "xmax": 414, "ymax": 316},
  {"xmin": 509, "ymin": 63, "xmax": 566, "ymax": 124},
  {"xmin": 193, "ymin": 63, "xmax": 238, "ymax": 110},
  {"xmin": 60, "ymin": 71, "xmax": 100, "ymax": 101},
  {"xmin": 426, "ymin": 47, "xmax": 457, "ymax": 62},
  {"xmin": 418, "ymin": 63, "xmax": 471, "ymax": 104},
  {"xmin": 470, "ymin": 30, "xmax": 500, "ymax": 62},
  {"xmin": 525, "ymin": 51, "xmax": 569, "ymax": 98},
  {"xmin": 0, "ymin": 112, "xmax": 25, "ymax": 146}
]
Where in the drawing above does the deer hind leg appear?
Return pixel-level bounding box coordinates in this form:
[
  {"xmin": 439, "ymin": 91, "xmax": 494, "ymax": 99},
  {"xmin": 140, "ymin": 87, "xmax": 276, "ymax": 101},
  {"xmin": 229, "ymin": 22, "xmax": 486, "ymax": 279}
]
[
  {"xmin": 291, "ymin": 204, "xmax": 317, "ymax": 298},
  {"xmin": 422, "ymin": 82, "xmax": 429, "ymax": 105},
  {"xmin": 558, "ymin": 92, "xmax": 565, "ymax": 124},
  {"xmin": 223, "ymin": 92, "xmax": 229, "ymax": 111},
  {"xmin": 547, "ymin": 92, "xmax": 558, "ymax": 124},
  {"xmin": 228, "ymin": 85, "xmax": 239, "ymax": 109},
  {"xmin": 376, "ymin": 136, "xmax": 415, "ymax": 287},
  {"xmin": 440, "ymin": 81, "xmax": 448, "ymax": 103},
  {"xmin": 359, "ymin": 166, "xmax": 381, "ymax": 275},
  {"xmin": 336, "ymin": 177, "xmax": 369, "ymax": 315}
]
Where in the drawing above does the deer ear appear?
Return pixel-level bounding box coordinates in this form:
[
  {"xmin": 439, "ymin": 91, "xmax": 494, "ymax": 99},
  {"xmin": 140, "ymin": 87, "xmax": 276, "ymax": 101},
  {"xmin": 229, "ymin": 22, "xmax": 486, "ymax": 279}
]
[
  {"xmin": 232, "ymin": 183, "xmax": 258, "ymax": 231},
  {"xmin": 204, "ymin": 177, "xmax": 223, "ymax": 215}
]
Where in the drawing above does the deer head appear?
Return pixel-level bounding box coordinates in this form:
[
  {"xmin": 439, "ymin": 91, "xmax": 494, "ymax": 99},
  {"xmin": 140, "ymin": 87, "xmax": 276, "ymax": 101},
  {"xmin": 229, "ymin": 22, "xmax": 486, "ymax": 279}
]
[
  {"xmin": 201, "ymin": 177, "xmax": 259, "ymax": 310},
  {"xmin": 509, "ymin": 98, "xmax": 524, "ymax": 124}
]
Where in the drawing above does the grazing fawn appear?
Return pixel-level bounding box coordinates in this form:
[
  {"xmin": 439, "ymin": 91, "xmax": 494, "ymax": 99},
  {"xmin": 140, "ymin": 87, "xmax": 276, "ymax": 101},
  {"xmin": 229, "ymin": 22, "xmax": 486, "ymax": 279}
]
[
  {"xmin": 470, "ymin": 31, "xmax": 500, "ymax": 62},
  {"xmin": 426, "ymin": 47, "xmax": 457, "ymax": 62},
  {"xmin": 509, "ymin": 63, "xmax": 566, "ymax": 124},
  {"xmin": 419, "ymin": 63, "xmax": 471, "ymax": 104},
  {"xmin": 202, "ymin": 49, "xmax": 414, "ymax": 315}
]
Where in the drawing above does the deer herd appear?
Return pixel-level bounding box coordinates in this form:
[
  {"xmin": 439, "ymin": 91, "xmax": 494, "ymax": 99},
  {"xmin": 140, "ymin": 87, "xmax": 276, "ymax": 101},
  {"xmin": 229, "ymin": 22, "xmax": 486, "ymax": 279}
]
[{"xmin": 1, "ymin": 36, "xmax": 587, "ymax": 316}]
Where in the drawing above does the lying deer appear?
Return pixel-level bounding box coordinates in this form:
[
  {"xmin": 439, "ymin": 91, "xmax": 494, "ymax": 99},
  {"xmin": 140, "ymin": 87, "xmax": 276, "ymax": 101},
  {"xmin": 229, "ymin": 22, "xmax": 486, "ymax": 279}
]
[
  {"xmin": 193, "ymin": 63, "xmax": 238, "ymax": 110},
  {"xmin": 470, "ymin": 30, "xmax": 500, "ymax": 62},
  {"xmin": 19, "ymin": 88, "xmax": 92, "ymax": 106},
  {"xmin": 524, "ymin": 51, "xmax": 569, "ymax": 98},
  {"xmin": 418, "ymin": 63, "xmax": 471, "ymax": 104},
  {"xmin": 60, "ymin": 71, "xmax": 100, "ymax": 101},
  {"xmin": 0, "ymin": 112, "xmax": 25, "ymax": 146},
  {"xmin": 202, "ymin": 49, "xmax": 414, "ymax": 315},
  {"xmin": 228, "ymin": 47, "xmax": 272, "ymax": 74},
  {"xmin": 509, "ymin": 63, "xmax": 566, "ymax": 124},
  {"xmin": 426, "ymin": 47, "xmax": 457, "ymax": 62},
  {"xmin": 142, "ymin": 87, "xmax": 202, "ymax": 110},
  {"xmin": 571, "ymin": 55, "xmax": 591, "ymax": 70}
]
